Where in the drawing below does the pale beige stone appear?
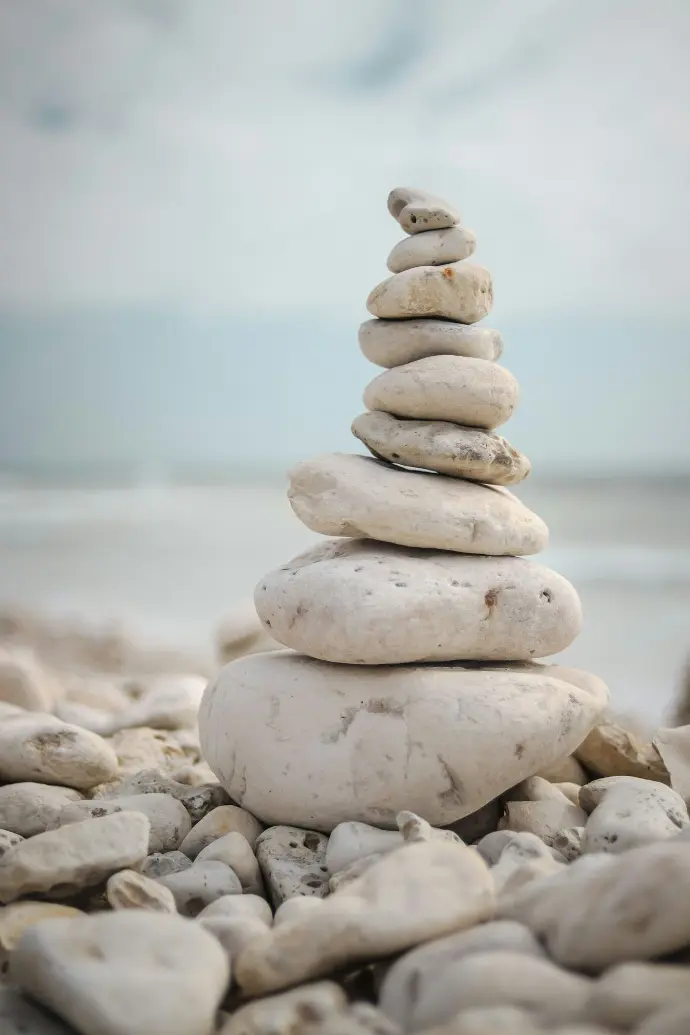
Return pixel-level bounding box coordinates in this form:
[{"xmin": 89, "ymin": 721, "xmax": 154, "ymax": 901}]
[
  {"xmin": 0, "ymin": 902, "xmax": 83, "ymax": 968},
  {"xmin": 367, "ymin": 261, "xmax": 492, "ymax": 324},
  {"xmin": 197, "ymin": 894, "xmax": 273, "ymax": 925},
  {"xmin": 288, "ymin": 454, "xmax": 547, "ymax": 556},
  {"xmin": 0, "ymin": 713, "xmax": 118, "ymax": 790},
  {"xmin": 200, "ymin": 650, "xmax": 607, "ymax": 832},
  {"xmin": 0, "ymin": 649, "xmax": 62, "ymax": 712},
  {"xmin": 537, "ymin": 755, "xmax": 588, "ymax": 785},
  {"xmin": 106, "ymin": 726, "xmax": 193, "ymax": 776},
  {"xmin": 586, "ymin": 962, "xmax": 690, "ymax": 1030},
  {"xmin": 255, "ymin": 540, "xmax": 580, "ymax": 665},
  {"xmin": 53, "ymin": 792, "xmax": 192, "ymax": 854},
  {"xmin": 387, "ymin": 225, "xmax": 476, "ymax": 272},
  {"xmin": 363, "ymin": 355, "xmax": 517, "ymax": 429},
  {"xmin": 500, "ymin": 800, "xmax": 587, "ymax": 849},
  {"xmin": 155, "ymin": 860, "xmax": 242, "ymax": 917},
  {"xmin": 0, "ymin": 982, "xmax": 76, "ymax": 1034},
  {"xmin": 352, "ymin": 411, "xmax": 530, "ymax": 485},
  {"xmin": 255, "ymin": 826, "xmax": 329, "ymax": 906},
  {"xmin": 388, "ymin": 187, "xmax": 461, "ymax": 233},
  {"xmin": 221, "ymin": 981, "xmax": 346, "ymax": 1035},
  {"xmin": 576, "ymin": 723, "xmax": 669, "ymax": 782},
  {"xmin": 359, "ymin": 318, "xmax": 503, "ymax": 367},
  {"xmin": 580, "ymin": 776, "xmax": 688, "ymax": 854},
  {"xmin": 0, "ymin": 783, "xmax": 83, "ymax": 838},
  {"xmin": 179, "ymin": 805, "xmax": 263, "ymax": 858},
  {"xmin": 106, "ymin": 868, "xmax": 177, "ymax": 912},
  {"xmin": 197, "ymin": 832, "xmax": 263, "ymax": 895},
  {"xmin": 635, "ymin": 1005, "xmax": 690, "ymax": 1034},
  {"xmin": 653, "ymin": 726, "xmax": 690, "ymax": 803}
]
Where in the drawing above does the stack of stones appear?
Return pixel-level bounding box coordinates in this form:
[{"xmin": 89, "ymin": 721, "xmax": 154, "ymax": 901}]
[{"xmin": 200, "ymin": 187, "xmax": 609, "ymax": 833}]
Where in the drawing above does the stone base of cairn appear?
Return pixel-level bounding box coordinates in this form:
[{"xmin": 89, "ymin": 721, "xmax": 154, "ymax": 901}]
[{"xmin": 200, "ymin": 187, "xmax": 609, "ymax": 831}]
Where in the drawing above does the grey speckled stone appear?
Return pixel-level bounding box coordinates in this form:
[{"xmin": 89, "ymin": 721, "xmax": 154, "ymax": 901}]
[{"xmin": 255, "ymin": 826, "xmax": 330, "ymax": 907}]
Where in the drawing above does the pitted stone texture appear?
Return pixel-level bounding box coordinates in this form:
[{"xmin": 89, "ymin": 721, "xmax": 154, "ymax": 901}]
[
  {"xmin": 363, "ymin": 356, "xmax": 518, "ymax": 429},
  {"xmin": 200, "ymin": 651, "xmax": 608, "ymax": 831},
  {"xmin": 367, "ymin": 262, "xmax": 492, "ymax": 324},
  {"xmin": 288, "ymin": 454, "xmax": 547, "ymax": 556},
  {"xmin": 96, "ymin": 767, "xmax": 230, "ymax": 823},
  {"xmin": 359, "ymin": 318, "xmax": 502, "ymax": 367},
  {"xmin": 580, "ymin": 777, "xmax": 688, "ymax": 854},
  {"xmin": 387, "ymin": 225, "xmax": 476, "ymax": 273},
  {"xmin": 388, "ymin": 187, "xmax": 461, "ymax": 234},
  {"xmin": 353, "ymin": 411, "xmax": 530, "ymax": 485},
  {"xmin": 0, "ymin": 713, "xmax": 118, "ymax": 790},
  {"xmin": 255, "ymin": 540, "xmax": 580, "ymax": 665},
  {"xmin": 255, "ymin": 826, "xmax": 329, "ymax": 906}
]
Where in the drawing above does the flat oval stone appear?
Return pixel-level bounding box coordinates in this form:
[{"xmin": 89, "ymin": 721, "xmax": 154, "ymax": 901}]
[
  {"xmin": 388, "ymin": 186, "xmax": 461, "ymax": 233},
  {"xmin": 352, "ymin": 410, "xmax": 531, "ymax": 485},
  {"xmin": 254, "ymin": 539, "xmax": 581, "ymax": 665},
  {"xmin": 367, "ymin": 262, "xmax": 493, "ymax": 323},
  {"xmin": 288, "ymin": 454, "xmax": 547, "ymax": 555},
  {"xmin": 199, "ymin": 650, "xmax": 608, "ymax": 831},
  {"xmin": 387, "ymin": 226, "xmax": 476, "ymax": 273},
  {"xmin": 359, "ymin": 318, "xmax": 503, "ymax": 367},
  {"xmin": 363, "ymin": 355, "xmax": 518, "ymax": 429}
]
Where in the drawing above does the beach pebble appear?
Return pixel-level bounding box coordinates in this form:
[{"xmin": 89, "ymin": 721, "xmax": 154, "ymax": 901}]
[
  {"xmin": 179, "ymin": 805, "xmax": 263, "ymax": 858},
  {"xmin": 197, "ymin": 832, "xmax": 263, "ymax": 895},
  {"xmin": 197, "ymin": 894, "xmax": 273, "ymax": 925},
  {"xmin": 653, "ymin": 726, "xmax": 690, "ymax": 803},
  {"xmin": 537, "ymin": 754, "xmax": 588, "ymax": 785},
  {"xmin": 580, "ymin": 777, "xmax": 688, "ymax": 854},
  {"xmin": 552, "ymin": 827, "xmax": 584, "ymax": 861},
  {"xmin": 273, "ymin": 895, "xmax": 325, "ymax": 926},
  {"xmin": 10, "ymin": 910, "xmax": 229, "ymax": 1035},
  {"xmin": 387, "ymin": 225, "xmax": 476, "ymax": 272},
  {"xmin": 200, "ymin": 651, "xmax": 607, "ymax": 831},
  {"xmin": 0, "ymin": 983, "xmax": 75, "ymax": 1035},
  {"xmin": 576, "ymin": 723, "xmax": 669, "ymax": 782},
  {"xmin": 0, "ymin": 830, "xmax": 24, "ymax": 859},
  {"xmin": 100, "ymin": 673, "xmax": 207, "ymax": 733},
  {"xmin": 388, "ymin": 186, "xmax": 461, "ymax": 233},
  {"xmin": 53, "ymin": 792, "xmax": 192, "ymax": 854},
  {"xmin": 367, "ymin": 262, "xmax": 493, "ymax": 324},
  {"xmin": 62, "ymin": 674, "xmax": 131, "ymax": 713},
  {"xmin": 363, "ymin": 355, "xmax": 517, "ymax": 429},
  {"xmin": 216, "ymin": 602, "xmax": 282, "ymax": 665},
  {"xmin": 221, "ymin": 981, "xmax": 347, "ymax": 1034},
  {"xmin": 448, "ymin": 799, "xmax": 502, "ymax": 844},
  {"xmin": 0, "ymin": 811, "xmax": 150, "ymax": 904},
  {"xmin": 412, "ymin": 1007, "xmax": 542, "ymax": 1034},
  {"xmin": 0, "ymin": 901, "xmax": 83, "ymax": 971},
  {"xmin": 236, "ymin": 841, "xmax": 495, "ymax": 996},
  {"xmin": 255, "ymin": 540, "xmax": 580, "ymax": 665},
  {"xmin": 379, "ymin": 919, "xmax": 545, "ymax": 1028},
  {"xmin": 352, "ymin": 410, "xmax": 530, "ymax": 485},
  {"xmin": 155, "ymin": 859, "xmax": 242, "ymax": 916},
  {"xmin": 288, "ymin": 453, "xmax": 547, "ymax": 556},
  {"xmin": 635, "ymin": 1004, "xmax": 690, "ymax": 1034},
  {"xmin": 477, "ymin": 830, "xmax": 566, "ymax": 867},
  {"xmin": 0, "ymin": 649, "xmax": 62, "ymax": 712},
  {"xmin": 586, "ymin": 962, "xmax": 690, "ymax": 1030},
  {"xmin": 0, "ymin": 783, "xmax": 83, "ymax": 838},
  {"xmin": 140, "ymin": 850, "xmax": 192, "ymax": 879},
  {"xmin": 501, "ymin": 839, "xmax": 690, "ymax": 970},
  {"xmin": 508, "ymin": 775, "xmax": 575, "ymax": 804},
  {"xmin": 106, "ymin": 726, "xmax": 193, "ymax": 776},
  {"xmin": 0, "ymin": 713, "xmax": 118, "ymax": 790},
  {"xmin": 255, "ymin": 826, "xmax": 329, "ymax": 906},
  {"xmin": 201, "ymin": 914, "xmax": 272, "ymax": 962},
  {"xmin": 359, "ymin": 318, "xmax": 502, "ymax": 367},
  {"xmin": 501, "ymin": 800, "xmax": 588, "ymax": 849},
  {"xmin": 326, "ymin": 814, "xmax": 457, "ymax": 875},
  {"xmin": 329, "ymin": 852, "xmax": 385, "ymax": 892},
  {"xmin": 0, "ymin": 701, "xmax": 26, "ymax": 719},
  {"xmin": 95, "ymin": 766, "xmax": 229, "ymax": 821},
  {"xmin": 106, "ymin": 868, "xmax": 177, "ymax": 912}
]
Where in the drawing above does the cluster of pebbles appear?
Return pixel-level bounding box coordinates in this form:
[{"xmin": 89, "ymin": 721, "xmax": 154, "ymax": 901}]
[{"xmin": 0, "ymin": 193, "xmax": 690, "ymax": 1035}]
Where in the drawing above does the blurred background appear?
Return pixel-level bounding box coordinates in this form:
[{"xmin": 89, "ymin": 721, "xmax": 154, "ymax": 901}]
[{"xmin": 1, "ymin": 0, "xmax": 689, "ymax": 721}]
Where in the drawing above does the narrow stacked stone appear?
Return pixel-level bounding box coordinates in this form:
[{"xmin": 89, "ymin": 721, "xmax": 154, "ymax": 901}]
[{"xmin": 200, "ymin": 188, "xmax": 609, "ymax": 833}]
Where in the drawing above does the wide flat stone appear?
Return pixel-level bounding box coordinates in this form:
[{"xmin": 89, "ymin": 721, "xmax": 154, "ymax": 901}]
[
  {"xmin": 387, "ymin": 186, "xmax": 461, "ymax": 234},
  {"xmin": 352, "ymin": 410, "xmax": 530, "ymax": 485},
  {"xmin": 199, "ymin": 650, "xmax": 607, "ymax": 831},
  {"xmin": 363, "ymin": 355, "xmax": 518, "ymax": 429},
  {"xmin": 255, "ymin": 539, "xmax": 578, "ymax": 665},
  {"xmin": 387, "ymin": 225, "xmax": 476, "ymax": 272},
  {"xmin": 288, "ymin": 454, "xmax": 547, "ymax": 556},
  {"xmin": 367, "ymin": 262, "xmax": 493, "ymax": 323},
  {"xmin": 359, "ymin": 318, "xmax": 503, "ymax": 367}
]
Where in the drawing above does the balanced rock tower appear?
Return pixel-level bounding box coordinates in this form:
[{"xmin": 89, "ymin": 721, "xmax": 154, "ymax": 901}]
[{"xmin": 200, "ymin": 187, "xmax": 609, "ymax": 832}]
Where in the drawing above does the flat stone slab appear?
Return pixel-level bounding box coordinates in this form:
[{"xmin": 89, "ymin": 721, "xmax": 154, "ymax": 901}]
[
  {"xmin": 367, "ymin": 262, "xmax": 493, "ymax": 323},
  {"xmin": 359, "ymin": 318, "xmax": 503, "ymax": 367}
]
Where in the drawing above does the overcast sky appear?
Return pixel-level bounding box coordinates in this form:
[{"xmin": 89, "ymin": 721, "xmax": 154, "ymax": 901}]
[{"xmin": 1, "ymin": 0, "xmax": 689, "ymax": 474}]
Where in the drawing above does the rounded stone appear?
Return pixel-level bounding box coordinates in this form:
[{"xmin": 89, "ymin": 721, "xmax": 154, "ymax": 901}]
[
  {"xmin": 352, "ymin": 411, "xmax": 531, "ymax": 485},
  {"xmin": 254, "ymin": 540, "xmax": 579, "ymax": 665},
  {"xmin": 363, "ymin": 355, "xmax": 518, "ymax": 429},
  {"xmin": 199, "ymin": 650, "xmax": 608, "ymax": 831},
  {"xmin": 387, "ymin": 186, "xmax": 461, "ymax": 234},
  {"xmin": 387, "ymin": 226, "xmax": 476, "ymax": 273},
  {"xmin": 367, "ymin": 262, "xmax": 493, "ymax": 323},
  {"xmin": 359, "ymin": 319, "xmax": 503, "ymax": 367},
  {"xmin": 288, "ymin": 454, "xmax": 547, "ymax": 556}
]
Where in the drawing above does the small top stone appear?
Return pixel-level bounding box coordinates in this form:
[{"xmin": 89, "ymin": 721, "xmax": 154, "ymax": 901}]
[{"xmin": 388, "ymin": 187, "xmax": 460, "ymax": 234}]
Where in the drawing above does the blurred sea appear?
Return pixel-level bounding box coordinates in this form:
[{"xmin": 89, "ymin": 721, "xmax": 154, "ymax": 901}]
[{"xmin": 1, "ymin": 469, "xmax": 689, "ymax": 724}]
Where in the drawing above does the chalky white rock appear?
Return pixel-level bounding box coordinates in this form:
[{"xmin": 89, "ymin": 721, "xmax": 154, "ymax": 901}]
[
  {"xmin": 197, "ymin": 831, "xmax": 263, "ymax": 895},
  {"xmin": 388, "ymin": 186, "xmax": 461, "ymax": 233},
  {"xmin": 255, "ymin": 825, "xmax": 330, "ymax": 906},
  {"xmin": 199, "ymin": 650, "xmax": 607, "ymax": 830},
  {"xmin": 0, "ymin": 783, "xmax": 83, "ymax": 838},
  {"xmin": 367, "ymin": 262, "xmax": 493, "ymax": 323},
  {"xmin": 387, "ymin": 225, "xmax": 476, "ymax": 272},
  {"xmin": 255, "ymin": 540, "xmax": 581, "ymax": 665},
  {"xmin": 359, "ymin": 318, "xmax": 503, "ymax": 366},
  {"xmin": 179, "ymin": 804, "xmax": 263, "ymax": 858},
  {"xmin": 580, "ymin": 776, "xmax": 688, "ymax": 854},
  {"xmin": 0, "ymin": 712, "xmax": 118, "ymax": 789},
  {"xmin": 53, "ymin": 792, "xmax": 192, "ymax": 854}
]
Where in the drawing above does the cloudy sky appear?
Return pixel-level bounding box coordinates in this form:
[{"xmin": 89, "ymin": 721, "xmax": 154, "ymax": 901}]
[{"xmin": 1, "ymin": 0, "xmax": 689, "ymax": 474}]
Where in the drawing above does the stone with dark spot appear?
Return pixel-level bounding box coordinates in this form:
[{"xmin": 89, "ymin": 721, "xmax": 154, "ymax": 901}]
[{"xmin": 255, "ymin": 825, "xmax": 329, "ymax": 907}]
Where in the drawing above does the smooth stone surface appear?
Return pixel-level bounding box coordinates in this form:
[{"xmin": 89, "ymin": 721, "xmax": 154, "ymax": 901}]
[
  {"xmin": 140, "ymin": 851, "xmax": 193, "ymax": 879},
  {"xmin": 388, "ymin": 187, "xmax": 461, "ymax": 234},
  {"xmin": 0, "ymin": 984, "xmax": 75, "ymax": 1035},
  {"xmin": 0, "ymin": 811, "xmax": 150, "ymax": 904},
  {"xmin": 197, "ymin": 832, "xmax": 263, "ymax": 895},
  {"xmin": 387, "ymin": 225, "xmax": 476, "ymax": 272},
  {"xmin": 255, "ymin": 540, "xmax": 580, "ymax": 664},
  {"xmin": 197, "ymin": 894, "xmax": 273, "ymax": 925},
  {"xmin": 501, "ymin": 801, "xmax": 588, "ymax": 849},
  {"xmin": 235, "ymin": 841, "xmax": 495, "ymax": 995},
  {"xmin": 200, "ymin": 651, "xmax": 607, "ymax": 831},
  {"xmin": 255, "ymin": 826, "xmax": 329, "ymax": 906},
  {"xmin": 53, "ymin": 792, "xmax": 192, "ymax": 854},
  {"xmin": 580, "ymin": 777, "xmax": 688, "ymax": 854},
  {"xmin": 93, "ymin": 674, "xmax": 207, "ymax": 735},
  {"xmin": 106, "ymin": 869, "xmax": 177, "ymax": 912},
  {"xmin": 98, "ymin": 767, "xmax": 230, "ymax": 823},
  {"xmin": 0, "ymin": 648, "xmax": 62, "ymax": 712},
  {"xmin": 0, "ymin": 901, "xmax": 83, "ymax": 967},
  {"xmin": 0, "ymin": 713, "xmax": 118, "ymax": 789},
  {"xmin": 654, "ymin": 726, "xmax": 690, "ymax": 802},
  {"xmin": 586, "ymin": 962, "xmax": 690, "ymax": 1030},
  {"xmin": 636, "ymin": 1004, "xmax": 690, "ymax": 1034},
  {"xmin": 0, "ymin": 783, "xmax": 83, "ymax": 838},
  {"xmin": 367, "ymin": 262, "xmax": 492, "ymax": 323},
  {"xmin": 179, "ymin": 805, "xmax": 263, "ymax": 858},
  {"xmin": 222, "ymin": 981, "xmax": 346, "ymax": 1035},
  {"xmin": 379, "ymin": 920, "xmax": 545, "ymax": 1029},
  {"xmin": 156, "ymin": 860, "xmax": 242, "ymax": 916},
  {"xmin": 10, "ymin": 910, "xmax": 229, "ymax": 1035},
  {"xmin": 415, "ymin": 1007, "xmax": 543, "ymax": 1034},
  {"xmin": 359, "ymin": 318, "xmax": 503, "ymax": 367},
  {"xmin": 537, "ymin": 755, "xmax": 588, "ymax": 785},
  {"xmin": 353, "ymin": 411, "xmax": 530, "ymax": 485},
  {"xmin": 288, "ymin": 454, "xmax": 547, "ymax": 556},
  {"xmin": 576, "ymin": 723, "xmax": 669, "ymax": 783},
  {"xmin": 326, "ymin": 814, "xmax": 459, "ymax": 874},
  {"xmin": 201, "ymin": 914, "xmax": 271, "ymax": 963},
  {"xmin": 363, "ymin": 356, "xmax": 517, "ymax": 429},
  {"xmin": 501, "ymin": 840, "xmax": 690, "ymax": 970}
]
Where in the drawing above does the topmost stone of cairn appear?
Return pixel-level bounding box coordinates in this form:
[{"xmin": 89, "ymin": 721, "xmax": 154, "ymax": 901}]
[{"xmin": 387, "ymin": 186, "xmax": 462, "ymax": 233}]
